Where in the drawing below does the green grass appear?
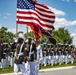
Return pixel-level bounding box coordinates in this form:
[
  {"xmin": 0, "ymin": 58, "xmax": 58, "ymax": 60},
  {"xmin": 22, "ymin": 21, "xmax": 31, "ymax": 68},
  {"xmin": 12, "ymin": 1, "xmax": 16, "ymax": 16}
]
[
  {"xmin": 0, "ymin": 67, "xmax": 13, "ymax": 74},
  {"xmin": 0, "ymin": 60, "xmax": 76, "ymax": 74},
  {"xmin": 0, "ymin": 66, "xmax": 21, "ymax": 74},
  {"xmin": 40, "ymin": 63, "xmax": 76, "ymax": 69}
]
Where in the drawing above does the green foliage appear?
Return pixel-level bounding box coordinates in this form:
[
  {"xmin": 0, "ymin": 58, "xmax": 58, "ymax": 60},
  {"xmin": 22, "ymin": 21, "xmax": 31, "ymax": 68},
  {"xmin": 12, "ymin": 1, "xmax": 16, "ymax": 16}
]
[
  {"xmin": 24, "ymin": 31, "xmax": 34, "ymax": 40},
  {"xmin": 39, "ymin": 34, "xmax": 48, "ymax": 43},
  {"xmin": 0, "ymin": 26, "xmax": 72, "ymax": 45},
  {"xmin": 0, "ymin": 26, "xmax": 15, "ymax": 44},
  {"xmin": 24, "ymin": 27, "xmax": 73, "ymax": 45},
  {"xmin": 52, "ymin": 27, "xmax": 73, "ymax": 44}
]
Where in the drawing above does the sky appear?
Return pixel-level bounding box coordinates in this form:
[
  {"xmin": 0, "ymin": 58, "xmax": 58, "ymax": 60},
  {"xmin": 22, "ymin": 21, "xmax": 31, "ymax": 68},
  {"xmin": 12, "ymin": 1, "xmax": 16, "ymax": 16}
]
[{"xmin": 0, "ymin": 0, "xmax": 76, "ymax": 46}]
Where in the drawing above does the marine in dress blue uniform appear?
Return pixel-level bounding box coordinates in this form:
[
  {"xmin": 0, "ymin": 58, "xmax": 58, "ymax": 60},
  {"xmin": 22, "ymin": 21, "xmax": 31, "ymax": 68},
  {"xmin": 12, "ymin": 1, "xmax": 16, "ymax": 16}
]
[
  {"xmin": 25, "ymin": 37, "xmax": 38, "ymax": 75},
  {"xmin": 12, "ymin": 34, "xmax": 27, "ymax": 75}
]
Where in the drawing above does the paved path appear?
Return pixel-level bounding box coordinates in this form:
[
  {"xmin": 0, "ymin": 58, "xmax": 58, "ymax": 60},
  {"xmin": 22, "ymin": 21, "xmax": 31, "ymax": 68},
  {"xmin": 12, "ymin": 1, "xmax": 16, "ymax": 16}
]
[
  {"xmin": 0, "ymin": 66, "xmax": 76, "ymax": 75},
  {"xmin": 39, "ymin": 67, "xmax": 76, "ymax": 75}
]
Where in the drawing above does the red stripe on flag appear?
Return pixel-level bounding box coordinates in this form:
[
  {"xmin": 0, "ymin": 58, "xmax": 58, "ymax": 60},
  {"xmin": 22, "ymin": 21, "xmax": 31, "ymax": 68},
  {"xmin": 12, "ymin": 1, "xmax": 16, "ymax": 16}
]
[
  {"xmin": 17, "ymin": 16, "xmax": 54, "ymax": 28},
  {"xmin": 16, "ymin": 1, "xmax": 55, "ymax": 41}
]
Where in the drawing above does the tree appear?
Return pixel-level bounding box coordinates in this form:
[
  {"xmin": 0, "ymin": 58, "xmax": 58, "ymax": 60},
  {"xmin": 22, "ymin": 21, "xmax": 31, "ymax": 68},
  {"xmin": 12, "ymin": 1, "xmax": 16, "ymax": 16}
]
[
  {"xmin": 24, "ymin": 27, "xmax": 73, "ymax": 45},
  {"xmin": 52, "ymin": 27, "xmax": 73, "ymax": 44},
  {"xmin": 0, "ymin": 26, "xmax": 15, "ymax": 44},
  {"xmin": 24, "ymin": 31, "xmax": 49, "ymax": 43},
  {"xmin": 24, "ymin": 31, "xmax": 36, "ymax": 40}
]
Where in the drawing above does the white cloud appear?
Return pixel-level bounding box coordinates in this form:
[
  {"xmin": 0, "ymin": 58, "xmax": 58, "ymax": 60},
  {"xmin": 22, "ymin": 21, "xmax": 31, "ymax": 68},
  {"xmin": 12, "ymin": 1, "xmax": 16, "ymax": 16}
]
[
  {"xmin": 8, "ymin": 27, "xmax": 31, "ymax": 34},
  {"xmin": 71, "ymin": 21, "xmax": 76, "ymax": 25},
  {"xmin": 73, "ymin": 37, "xmax": 76, "ymax": 47},
  {"xmin": 0, "ymin": 24, "xmax": 2, "ymax": 28},
  {"xmin": 54, "ymin": 17, "xmax": 76, "ymax": 29},
  {"xmin": 62, "ymin": 0, "xmax": 76, "ymax": 2},
  {"xmin": 75, "ymin": 29, "xmax": 76, "ymax": 32},
  {"xmin": 49, "ymin": 7, "xmax": 76, "ymax": 47},
  {"xmin": 71, "ymin": 33, "xmax": 76, "ymax": 37},
  {"xmin": 5, "ymin": 13, "xmax": 11, "ymax": 16},
  {"xmin": 3, "ymin": 16, "xmax": 7, "ymax": 19},
  {"xmin": 8, "ymin": 28, "xmax": 16, "ymax": 34},
  {"xmin": 1, "ymin": 13, "xmax": 11, "ymax": 19},
  {"xmin": 62, "ymin": 0, "xmax": 70, "ymax": 2},
  {"xmin": 70, "ymin": 32, "xmax": 76, "ymax": 47},
  {"xmin": 66, "ymin": 0, "xmax": 70, "ymax": 2},
  {"xmin": 74, "ymin": 0, "xmax": 76, "ymax": 2},
  {"xmin": 49, "ymin": 6, "xmax": 75, "ymax": 29},
  {"xmin": 49, "ymin": 7, "xmax": 66, "ymax": 16},
  {"xmin": 49, "ymin": 6, "xmax": 76, "ymax": 29}
]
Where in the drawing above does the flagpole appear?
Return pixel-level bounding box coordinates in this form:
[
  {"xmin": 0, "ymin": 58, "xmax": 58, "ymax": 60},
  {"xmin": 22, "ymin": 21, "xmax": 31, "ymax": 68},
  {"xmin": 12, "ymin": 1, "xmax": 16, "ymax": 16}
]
[
  {"xmin": 26, "ymin": 25, "xmax": 28, "ymax": 38},
  {"xmin": 25, "ymin": 25, "xmax": 28, "ymax": 39},
  {"xmin": 16, "ymin": 24, "xmax": 18, "ymax": 39}
]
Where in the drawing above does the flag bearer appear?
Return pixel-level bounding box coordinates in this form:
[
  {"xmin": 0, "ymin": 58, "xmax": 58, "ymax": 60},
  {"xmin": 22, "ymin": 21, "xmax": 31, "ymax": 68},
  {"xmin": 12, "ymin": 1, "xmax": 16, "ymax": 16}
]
[
  {"xmin": 25, "ymin": 37, "xmax": 38, "ymax": 75},
  {"xmin": 12, "ymin": 34, "xmax": 26, "ymax": 75}
]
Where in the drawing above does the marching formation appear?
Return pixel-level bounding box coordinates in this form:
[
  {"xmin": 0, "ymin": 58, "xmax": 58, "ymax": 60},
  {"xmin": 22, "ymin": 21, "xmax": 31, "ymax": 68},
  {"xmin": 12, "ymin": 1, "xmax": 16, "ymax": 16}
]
[
  {"xmin": 0, "ymin": 34, "xmax": 76, "ymax": 75},
  {"xmin": 0, "ymin": 34, "xmax": 39, "ymax": 75},
  {"xmin": 0, "ymin": 0, "xmax": 76, "ymax": 75},
  {"xmin": 38, "ymin": 43, "xmax": 75, "ymax": 66}
]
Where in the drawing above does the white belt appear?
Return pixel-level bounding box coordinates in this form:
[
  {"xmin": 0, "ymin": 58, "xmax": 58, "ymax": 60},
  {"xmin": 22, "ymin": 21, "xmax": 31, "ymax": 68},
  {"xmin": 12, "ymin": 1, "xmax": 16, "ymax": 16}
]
[
  {"xmin": 29, "ymin": 51, "xmax": 34, "ymax": 55},
  {"xmin": 29, "ymin": 51, "xmax": 34, "ymax": 59},
  {"xmin": 18, "ymin": 52, "xmax": 24, "ymax": 56},
  {"xmin": 17, "ymin": 52, "xmax": 24, "ymax": 59}
]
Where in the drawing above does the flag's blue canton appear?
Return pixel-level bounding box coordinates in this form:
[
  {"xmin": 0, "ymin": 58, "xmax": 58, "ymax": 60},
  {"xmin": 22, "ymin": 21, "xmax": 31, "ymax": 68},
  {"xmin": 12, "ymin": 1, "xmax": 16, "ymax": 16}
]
[{"xmin": 17, "ymin": 0, "xmax": 35, "ymax": 10}]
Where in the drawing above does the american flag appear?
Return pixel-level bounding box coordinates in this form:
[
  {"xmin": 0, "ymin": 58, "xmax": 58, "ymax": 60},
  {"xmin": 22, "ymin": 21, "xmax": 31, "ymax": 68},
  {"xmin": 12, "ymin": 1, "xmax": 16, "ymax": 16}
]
[{"xmin": 16, "ymin": 0, "xmax": 55, "ymax": 33}]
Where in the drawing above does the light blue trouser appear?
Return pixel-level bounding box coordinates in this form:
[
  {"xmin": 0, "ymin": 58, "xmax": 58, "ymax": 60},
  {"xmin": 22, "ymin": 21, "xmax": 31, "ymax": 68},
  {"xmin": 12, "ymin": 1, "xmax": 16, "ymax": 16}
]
[
  {"xmin": 25, "ymin": 61, "xmax": 39, "ymax": 75},
  {"xmin": 14, "ymin": 63, "xmax": 26, "ymax": 75}
]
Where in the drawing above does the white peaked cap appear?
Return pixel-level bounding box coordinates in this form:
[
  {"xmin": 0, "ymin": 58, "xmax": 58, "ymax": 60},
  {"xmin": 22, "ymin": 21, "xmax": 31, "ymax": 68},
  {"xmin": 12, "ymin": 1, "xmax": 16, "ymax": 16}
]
[
  {"xmin": 18, "ymin": 33, "xmax": 24, "ymax": 39},
  {"xmin": 15, "ymin": 39, "xmax": 17, "ymax": 42},
  {"xmin": 26, "ymin": 39, "xmax": 28, "ymax": 42},
  {"xmin": 28, "ymin": 36, "xmax": 32, "ymax": 39}
]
